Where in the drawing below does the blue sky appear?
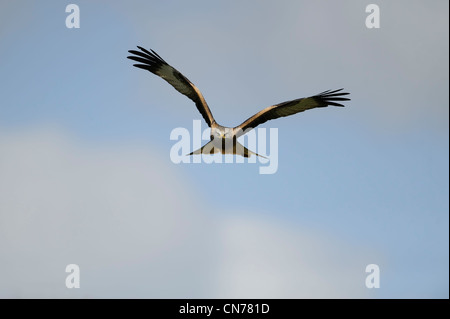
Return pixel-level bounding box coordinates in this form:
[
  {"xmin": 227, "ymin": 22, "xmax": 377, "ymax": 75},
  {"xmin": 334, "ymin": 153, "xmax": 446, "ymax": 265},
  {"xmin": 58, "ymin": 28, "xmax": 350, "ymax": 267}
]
[{"xmin": 0, "ymin": 1, "xmax": 448, "ymax": 298}]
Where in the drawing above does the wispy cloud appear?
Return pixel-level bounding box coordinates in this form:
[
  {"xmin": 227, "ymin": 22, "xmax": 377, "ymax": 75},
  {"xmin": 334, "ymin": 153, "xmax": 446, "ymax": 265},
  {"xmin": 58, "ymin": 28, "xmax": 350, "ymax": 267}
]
[{"xmin": 0, "ymin": 128, "xmax": 373, "ymax": 298}]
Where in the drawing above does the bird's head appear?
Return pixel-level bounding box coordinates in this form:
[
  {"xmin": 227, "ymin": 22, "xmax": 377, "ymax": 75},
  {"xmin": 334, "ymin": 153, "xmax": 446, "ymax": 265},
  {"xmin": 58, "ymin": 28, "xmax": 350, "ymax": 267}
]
[
  {"xmin": 223, "ymin": 128, "xmax": 233, "ymax": 139},
  {"xmin": 211, "ymin": 126, "xmax": 232, "ymax": 140}
]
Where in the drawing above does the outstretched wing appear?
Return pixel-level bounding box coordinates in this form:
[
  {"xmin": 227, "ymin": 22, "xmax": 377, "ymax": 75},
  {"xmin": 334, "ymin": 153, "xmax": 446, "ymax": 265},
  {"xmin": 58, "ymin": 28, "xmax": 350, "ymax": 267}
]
[
  {"xmin": 234, "ymin": 89, "xmax": 350, "ymax": 137},
  {"xmin": 127, "ymin": 46, "xmax": 216, "ymax": 127}
]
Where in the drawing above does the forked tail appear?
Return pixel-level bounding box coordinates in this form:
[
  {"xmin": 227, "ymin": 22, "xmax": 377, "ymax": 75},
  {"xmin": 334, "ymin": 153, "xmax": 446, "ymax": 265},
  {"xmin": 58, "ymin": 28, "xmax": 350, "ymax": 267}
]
[{"xmin": 187, "ymin": 141, "xmax": 267, "ymax": 159}]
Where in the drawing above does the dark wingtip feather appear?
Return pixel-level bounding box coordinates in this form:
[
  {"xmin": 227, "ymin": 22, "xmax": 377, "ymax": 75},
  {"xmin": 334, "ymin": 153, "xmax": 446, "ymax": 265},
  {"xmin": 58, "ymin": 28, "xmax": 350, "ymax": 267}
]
[
  {"xmin": 133, "ymin": 64, "xmax": 151, "ymax": 70},
  {"xmin": 150, "ymin": 49, "xmax": 165, "ymax": 61},
  {"xmin": 128, "ymin": 49, "xmax": 140, "ymax": 54},
  {"xmin": 318, "ymin": 88, "xmax": 344, "ymax": 95},
  {"xmin": 137, "ymin": 46, "xmax": 152, "ymax": 55},
  {"xmin": 318, "ymin": 88, "xmax": 350, "ymax": 97},
  {"xmin": 128, "ymin": 56, "xmax": 152, "ymax": 64},
  {"xmin": 327, "ymin": 102, "xmax": 345, "ymax": 107},
  {"xmin": 316, "ymin": 88, "xmax": 351, "ymax": 107},
  {"xmin": 328, "ymin": 97, "xmax": 351, "ymax": 101},
  {"xmin": 128, "ymin": 46, "xmax": 167, "ymax": 66}
]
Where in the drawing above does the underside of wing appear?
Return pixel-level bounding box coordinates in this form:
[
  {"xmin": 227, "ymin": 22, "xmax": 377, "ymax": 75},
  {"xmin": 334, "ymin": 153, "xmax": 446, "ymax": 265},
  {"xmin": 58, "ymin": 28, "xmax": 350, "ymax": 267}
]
[
  {"xmin": 234, "ymin": 88, "xmax": 350, "ymax": 136},
  {"xmin": 127, "ymin": 46, "xmax": 215, "ymax": 127}
]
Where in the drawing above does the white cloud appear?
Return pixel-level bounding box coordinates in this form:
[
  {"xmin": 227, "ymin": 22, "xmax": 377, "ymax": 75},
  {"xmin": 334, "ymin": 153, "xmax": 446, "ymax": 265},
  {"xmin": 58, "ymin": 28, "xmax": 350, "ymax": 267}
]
[
  {"xmin": 215, "ymin": 214, "xmax": 372, "ymax": 298},
  {"xmin": 0, "ymin": 128, "xmax": 373, "ymax": 298}
]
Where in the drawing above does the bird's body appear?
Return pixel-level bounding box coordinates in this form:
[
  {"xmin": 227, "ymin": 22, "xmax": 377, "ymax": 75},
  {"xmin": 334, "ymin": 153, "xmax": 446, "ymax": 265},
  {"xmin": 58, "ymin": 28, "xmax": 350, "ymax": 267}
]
[
  {"xmin": 127, "ymin": 46, "xmax": 350, "ymax": 157},
  {"xmin": 191, "ymin": 124, "xmax": 258, "ymax": 157},
  {"xmin": 210, "ymin": 125, "xmax": 234, "ymax": 154}
]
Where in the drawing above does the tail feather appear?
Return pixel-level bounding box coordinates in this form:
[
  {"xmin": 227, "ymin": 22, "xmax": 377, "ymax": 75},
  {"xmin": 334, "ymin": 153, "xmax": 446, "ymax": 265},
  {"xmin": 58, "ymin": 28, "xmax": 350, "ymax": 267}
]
[
  {"xmin": 187, "ymin": 141, "xmax": 219, "ymax": 156},
  {"xmin": 236, "ymin": 142, "xmax": 268, "ymax": 159},
  {"xmin": 187, "ymin": 140, "xmax": 268, "ymax": 159}
]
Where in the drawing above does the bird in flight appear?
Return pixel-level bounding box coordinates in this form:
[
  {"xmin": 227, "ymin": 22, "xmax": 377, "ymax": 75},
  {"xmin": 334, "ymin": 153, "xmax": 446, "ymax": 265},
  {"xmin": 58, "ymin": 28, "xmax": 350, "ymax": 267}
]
[{"xmin": 127, "ymin": 46, "xmax": 350, "ymax": 158}]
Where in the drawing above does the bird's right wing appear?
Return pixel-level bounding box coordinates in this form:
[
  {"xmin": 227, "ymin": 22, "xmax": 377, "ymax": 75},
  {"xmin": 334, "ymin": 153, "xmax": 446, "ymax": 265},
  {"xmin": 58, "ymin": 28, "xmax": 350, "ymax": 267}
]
[{"xmin": 127, "ymin": 46, "xmax": 216, "ymax": 127}]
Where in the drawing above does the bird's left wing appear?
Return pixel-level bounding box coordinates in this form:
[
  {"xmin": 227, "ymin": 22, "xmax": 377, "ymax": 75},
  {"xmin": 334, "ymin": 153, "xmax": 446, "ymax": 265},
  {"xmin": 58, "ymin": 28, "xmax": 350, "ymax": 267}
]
[
  {"xmin": 234, "ymin": 89, "xmax": 350, "ymax": 137},
  {"xmin": 127, "ymin": 46, "xmax": 216, "ymax": 127}
]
